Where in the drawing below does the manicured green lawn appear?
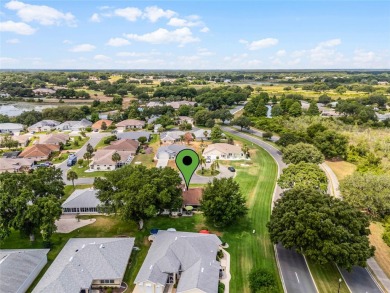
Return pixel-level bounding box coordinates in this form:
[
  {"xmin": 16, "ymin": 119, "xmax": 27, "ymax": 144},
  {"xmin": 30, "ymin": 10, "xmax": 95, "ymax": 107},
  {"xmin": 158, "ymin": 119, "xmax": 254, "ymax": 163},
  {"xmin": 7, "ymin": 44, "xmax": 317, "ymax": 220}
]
[
  {"xmin": 195, "ymin": 168, "xmax": 220, "ymax": 176},
  {"xmin": 307, "ymin": 259, "xmax": 350, "ymax": 293},
  {"xmin": 94, "ymin": 136, "xmax": 110, "ymax": 149},
  {"xmin": 50, "ymin": 152, "xmax": 69, "ymax": 164},
  {"xmin": 131, "ymin": 153, "xmax": 156, "ymax": 168},
  {"xmin": 63, "ymin": 136, "xmax": 89, "ymax": 150},
  {"xmin": 69, "ymin": 164, "xmax": 106, "ymax": 178}
]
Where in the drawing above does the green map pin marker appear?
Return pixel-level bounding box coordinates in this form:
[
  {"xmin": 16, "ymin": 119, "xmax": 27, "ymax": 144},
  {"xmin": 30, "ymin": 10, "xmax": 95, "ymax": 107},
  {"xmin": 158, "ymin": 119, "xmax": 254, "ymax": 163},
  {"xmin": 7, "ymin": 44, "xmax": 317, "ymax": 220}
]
[{"xmin": 175, "ymin": 149, "xmax": 200, "ymax": 190}]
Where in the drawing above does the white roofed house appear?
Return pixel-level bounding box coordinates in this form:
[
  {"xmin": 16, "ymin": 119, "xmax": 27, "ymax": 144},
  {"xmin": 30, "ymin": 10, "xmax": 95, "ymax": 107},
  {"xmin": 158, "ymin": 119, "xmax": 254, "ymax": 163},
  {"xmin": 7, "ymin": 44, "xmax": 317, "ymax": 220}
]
[
  {"xmin": 32, "ymin": 238, "xmax": 135, "ymax": 293},
  {"xmin": 160, "ymin": 131, "xmax": 185, "ymax": 144},
  {"xmin": 0, "ymin": 158, "xmax": 35, "ymax": 173},
  {"xmin": 0, "ymin": 249, "xmax": 49, "ymax": 293},
  {"xmin": 27, "ymin": 120, "xmax": 60, "ymax": 132},
  {"xmin": 38, "ymin": 133, "xmax": 69, "ymax": 145},
  {"xmin": 203, "ymin": 143, "xmax": 244, "ymax": 161},
  {"xmin": 116, "ymin": 119, "xmax": 146, "ymax": 131},
  {"xmin": 156, "ymin": 145, "xmax": 193, "ymax": 160},
  {"xmin": 134, "ymin": 230, "xmax": 223, "ymax": 293},
  {"xmin": 192, "ymin": 129, "xmax": 211, "ymax": 141},
  {"xmin": 56, "ymin": 119, "xmax": 92, "ymax": 132},
  {"xmin": 62, "ymin": 188, "xmax": 102, "ymax": 214},
  {"xmin": 0, "ymin": 123, "xmax": 24, "ymax": 135}
]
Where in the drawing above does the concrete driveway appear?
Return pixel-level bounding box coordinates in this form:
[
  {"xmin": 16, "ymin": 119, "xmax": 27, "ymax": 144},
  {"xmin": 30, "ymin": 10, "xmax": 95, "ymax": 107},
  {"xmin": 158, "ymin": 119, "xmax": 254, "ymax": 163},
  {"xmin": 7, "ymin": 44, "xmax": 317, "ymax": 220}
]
[{"xmin": 56, "ymin": 132, "xmax": 110, "ymax": 185}]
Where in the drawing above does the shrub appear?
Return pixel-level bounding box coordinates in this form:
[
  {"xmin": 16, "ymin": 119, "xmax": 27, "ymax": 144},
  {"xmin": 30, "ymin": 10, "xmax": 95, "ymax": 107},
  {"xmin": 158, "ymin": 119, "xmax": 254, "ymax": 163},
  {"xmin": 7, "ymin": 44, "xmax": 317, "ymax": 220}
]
[
  {"xmin": 218, "ymin": 282, "xmax": 225, "ymax": 293},
  {"xmin": 249, "ymin": 268, "xmax": 277, "ymax": 293},
  {"xmin": 85, "ymin": 126, "xmax": 92, "ymax": 132},
  {"xmin": 262, "ymin": 132, "xmax": 273, "ymax": 140},
  {"xmin": 383, "ymin": 217, "xmax": 390, "ymax": 247}
]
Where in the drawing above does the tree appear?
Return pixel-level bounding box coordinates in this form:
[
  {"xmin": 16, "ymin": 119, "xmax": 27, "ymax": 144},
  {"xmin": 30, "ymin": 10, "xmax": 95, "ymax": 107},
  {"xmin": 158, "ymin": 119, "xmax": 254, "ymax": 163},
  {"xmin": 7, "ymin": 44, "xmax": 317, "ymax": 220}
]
[
  {"xmin": 335, "ymin": 85, "xmax": 347, "ymax": 95},
  {"xmin": 203, "ymin": 130, "xmax": 209, "ymax": 140},
  {"xmin": 307, "ymin": 100, "xmax": 320, "ymax": 116},
  {"xmin": 138, "ymin": 136, "xmax": 147, "ymax": 144},
  {"xmin": 249, "ymin": 268, "xmax": 277, "ymax": 293},
  {"xmin": 101, "ymin": 121, "xmax": 107, "ymax": 131},
  {"xmin": 267, "ymin": 188, "xmax": 375, "ymax": 270},
  {"xmin": 271, "ymin": 104, "xmax": 283, "ymax": 117},
  {"xmin": 313, "ymin": 130, "xmax": 348, "ymax": 159},
  {"xmin": 306, "ymin": 123, "xmax": 327, "ymax": 138},
  {"xmin": 282, "ymin": 143, "xmax": 324, "ymax": 164},
  {"xmin": 278, "ymin": 162, "xmax": 328, "ymax": 192},
  {"xmin": 67, "ymin": 170, "xmax": 78, "ymax": 187},
  {"xmin": 242, "ymin": 144, "xmax": 249, "ymax": 158},
  {"xmin": 288, "ymin": 101, "xmax": 302, "ymax": 117},
  {"xmin": 231, "ymin": 116, "xmax": 252, "ymax": 130},
  {"xmin": 276, "ymin": 132, "xmax": 307, "ymax": 147},
  {"xmin": 0, "ymin": 168, "xmax": 64, "ymax": 243},
  {"xmin": 83, "ymin": 152, "xmax": 92, "ymax": 165},
  {"xmin": 318, "ymin": 94, "xmax": 332, "ymax": 104},
  {"xmin": 112, "ymin": 152, "xmax": 121, "ymax": 167},
  {"xmin": 0, "ymin": 134, "xmax": 19, "ymax": 149},
  {"xmin": 86, "ymin": 143, "xmax": 94, "ymax": 155},
  {"xmin": 94, "ymin": 165, "xmax": 182, "ymax": 224},
  {"xmin": 201, "ymin": 177, "xmax": 247, "ymax": 227},
  {"xmin": 340, "ymin": 173, "xmax": 390, "ymax": 218},
  {"xmin": 90, "ymin": 112, "xmax": 99, "ymax": 123},
  {"xmin": 210, "ymin": 160, "xmax": 220, "ymax": 175},
  {"xmin": 210, "ymin": 125, "xmax": 223, "ymax": 140}
]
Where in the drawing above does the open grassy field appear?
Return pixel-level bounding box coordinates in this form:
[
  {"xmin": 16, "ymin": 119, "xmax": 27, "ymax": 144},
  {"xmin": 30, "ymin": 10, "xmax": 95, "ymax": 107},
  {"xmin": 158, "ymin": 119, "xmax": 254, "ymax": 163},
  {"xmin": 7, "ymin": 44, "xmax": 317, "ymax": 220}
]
[
  {"xmin": 326, "ymin": 160, "xmax": 357, "ymax": 180},
  {"xmin": 307, "ymin": 259, "xmax": 349, "ymax": 293},
  {"xmin": 369, "ymin": 222, "xmax": 390, "ymax": 278}
]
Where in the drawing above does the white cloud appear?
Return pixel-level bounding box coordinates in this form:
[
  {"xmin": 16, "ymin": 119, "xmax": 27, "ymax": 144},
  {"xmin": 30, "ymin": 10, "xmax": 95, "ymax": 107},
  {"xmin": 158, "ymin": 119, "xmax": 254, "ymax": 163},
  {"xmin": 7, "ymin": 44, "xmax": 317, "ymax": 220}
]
[
  {"xmin": 200, "ymin": 27, "xmax": 209, "ymax": 33},
  {"xmin": 94, "ymin": 54, "xmax": 111, "ymax": 61},
  {"xmin": 69, "ymin": 44, "xmax": 96, "ymax": 52},
  {"xmin": 125, "ymin": 27, "xmax": 199, "ymax": 46},
  {"xmin": 106, "ymin": 37, "xmax": 131, "ymax": 47},
  {"xmin": 114, "ymin": 7, "xmax": 142, "ymax": 22},
  {"xmin": 143, "ymin": 6, "xmax": 176, "ymax": 22},
  {"xmin": 308, "ymin": 38, "xmax": 343, "ymax": 66},
  {"xmin": 90, "ymin": 13, "xmax": 101, "ymax": 22},
  {"xmin": 353, "ymin": 49, "xmax": 381, "ymax": 65},
  {"xmin": 0, "ymin": 57, "xmax": 19, "ymax": 66},
  {"xmin": 167, "ymin": 17, "xmax": 202, "ymax": 27},
  {"xmin": 5, "ymin": 0, "xmax": 76, "ymax": 26},
  {"xmin": 241, "ymin": 38, "xmax": 279, "ymax": 50},
  {"xmin": 288, "ymin": 58, "xmax": 301, "ymax": 66},
  {"xmin": 197, "ymin": 48, "xmax": 215, "ymax": 56},
  {"xmin": 6, "ymin": 38, "xmax": 20, "ymax": 44},
  {"xmin": 318, "ymin": 38, "xmax": 341, "ymax": 48},
  {"xmin": 116, "ymin": 51, "xmax": 160, "ymax": 57},
  {"xmin": 0, "ymin": 20, "xmax": 36, "ymax": 35},
  {"xmin": 276, "ymin": 49, "xmax": 286, "ymax": 57},
  {"xmin": 63, "ymin": 39, "xmax": 72, "ymax": 44}
]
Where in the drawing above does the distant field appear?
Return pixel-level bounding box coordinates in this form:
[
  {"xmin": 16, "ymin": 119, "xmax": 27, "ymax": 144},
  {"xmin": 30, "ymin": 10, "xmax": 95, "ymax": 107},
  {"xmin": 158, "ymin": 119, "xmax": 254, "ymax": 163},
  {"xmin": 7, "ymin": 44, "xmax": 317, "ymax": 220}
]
[{"xmin": 326, "ymin": 160, "xmax": 357, "ymax": 180}]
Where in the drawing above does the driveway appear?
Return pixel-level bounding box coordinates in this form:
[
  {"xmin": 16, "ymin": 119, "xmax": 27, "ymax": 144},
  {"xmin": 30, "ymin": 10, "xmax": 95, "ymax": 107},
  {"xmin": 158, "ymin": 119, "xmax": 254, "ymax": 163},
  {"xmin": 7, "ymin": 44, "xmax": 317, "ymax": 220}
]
[
  {"xmin": 156, "ymin": 159, "xmax": 168, "ymax": 168},
  {"xmin": 56, "ymin": 132, "xmax": 110, "ymax": 185},
  {"xmin": 190, "ymin": 164, "xmax": 234, "ymax": 184}
]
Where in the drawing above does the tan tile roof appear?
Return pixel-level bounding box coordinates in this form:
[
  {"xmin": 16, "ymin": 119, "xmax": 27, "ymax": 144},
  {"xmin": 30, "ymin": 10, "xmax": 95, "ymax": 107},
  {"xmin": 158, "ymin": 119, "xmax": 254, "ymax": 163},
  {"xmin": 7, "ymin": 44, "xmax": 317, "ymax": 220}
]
[
  {"xmin": 19, "ymin": 144, "xmax": 59, "ymax": 158},
  {"xmin": 38, "ymin": 133, "xmax": 69, "ymax": 145},
  {"xmin": 0, "ymin": 158, "xmax": 35, "ymax": 172},
  {"xmin": 91, "ymin": 149, "xmax": 133, "ymax": 166},
  {"xmin": 183, "ymin": 188, "xmax": 203, "ymax": 206},
  {"xmin": 92, "ymin": 119, "xmax": 113, "ymax": 129},
  {"xmin": 104, "ymin": 139, "xmax": 139, "ymax": 152},
  {"xmin": 116, "ymin": 119, "xmax": 145, "ymax": 127},
  {"xmin": 203, "ymin": 143, "xmax": 242, "ymax": 155}
]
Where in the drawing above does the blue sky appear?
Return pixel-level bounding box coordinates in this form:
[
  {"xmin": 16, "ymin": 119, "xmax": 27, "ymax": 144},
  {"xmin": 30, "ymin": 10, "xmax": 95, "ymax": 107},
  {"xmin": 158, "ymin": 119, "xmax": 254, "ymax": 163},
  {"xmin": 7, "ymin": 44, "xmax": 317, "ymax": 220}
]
[{"xmin": 1, "ymin": 0, "xmax": 389, "ymax": 69}]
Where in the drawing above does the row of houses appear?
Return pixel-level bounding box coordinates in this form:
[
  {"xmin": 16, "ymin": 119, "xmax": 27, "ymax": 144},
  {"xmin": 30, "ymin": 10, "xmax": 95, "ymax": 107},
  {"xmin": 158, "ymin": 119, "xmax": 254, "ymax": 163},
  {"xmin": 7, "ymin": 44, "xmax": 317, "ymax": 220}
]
[{"xmin": 1, "ymin": 230, "xmax": 224, "ymax": 293}]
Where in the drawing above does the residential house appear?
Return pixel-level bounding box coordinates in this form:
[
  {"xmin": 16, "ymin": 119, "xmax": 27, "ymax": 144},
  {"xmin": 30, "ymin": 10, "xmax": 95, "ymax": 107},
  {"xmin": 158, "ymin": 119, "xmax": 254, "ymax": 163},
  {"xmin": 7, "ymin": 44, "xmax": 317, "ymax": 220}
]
[
  {"xmin": 134, "ymin": 230, "xmax": 222, "ymax": 293},
  {"xmin": 182, "ymin": 188, "xmax": 203, "ymax": 209},
  {"xmin": 32, "ymin": 238, "xmax": 135, "ymax": 293},
  {"xmin": 116, "ymin": 119, "xmax": 146, "ymax": 131},
  {"xmin": 32, "ymin": 88, "xmax": 56, "ymax": 95},
  {"xmin": 156, "ymin": 145, "xmax": 193, "ymax": 160},
  {"xmin": 27, "ymin": 120, "xmax": 60, "ymax": 132},
  {"xmin": 0, "ymin": 123, "xmax": 24, "ymax": 135},
  {"xmin": 177, "ymin": 116, "xmax": 194, "ymax": 126},
  {"xmin": 56, "ymin": 119, "xmax": 92, "ymax": 132},
  {"xmin": 376, "ymin": 113, "xmax": 390, "ymax": 121},
  {"xmin": 154, "ymin": 124, "xmax": 162, "ymax": 133},
  {"xmin": 18, "ymin": 144, "xmax": 59, "ymax": 161},
  {"xmin": 0, "ymin": 158, "xmax": 35, "ymax": 173},
  {"xmin": 117, "ymin": 131, "xmax": 152, "ymax": 141},
  {"xmin": 38, "ymin": 133, "xmax": 69, "ymax": 145},
  {"xmin": 2, "ymin": 151, "xmax": 21, "ymax": 158},
  {"xmin": 147, "ymin": 115, "xmax": 160, "ymax": 124},
  {"xmin": 203, "ymin": 143, "xmax": 244, "ymax": 160},
  {"xmin": 62, "ymin": 188, "xmax": 101, "ymax": 214},
  {"xmin": 105, "ymin": 139, "xmax": 139, "ymax": 154},
  {"xmin": 167, "ymin": 101, "xmax": 196, "ymax": 110},
  {"xmin": 12, "ymin": 134, "xmax": 31, "ymax": 147},
  {"xmin": 0, "ymin": 249, "xmax": 49, "ymax": 293},
  {"xmin": 91, "ymin": 119, "xmax": 113, "ymax": 131},
  {"xmin": 90, "ymin": 149, "xmax": 134, "ymax": 170},
  {"xmin": 160, "ymin": 131, "xmax": 185, "ymax": 144},
  {"xmin": 146, "ymin": 101, "xmax": 164, "ymax": 108},
  {"xmin": 192, "ymin": 129, "xmax": 211, "ymax": 141}
]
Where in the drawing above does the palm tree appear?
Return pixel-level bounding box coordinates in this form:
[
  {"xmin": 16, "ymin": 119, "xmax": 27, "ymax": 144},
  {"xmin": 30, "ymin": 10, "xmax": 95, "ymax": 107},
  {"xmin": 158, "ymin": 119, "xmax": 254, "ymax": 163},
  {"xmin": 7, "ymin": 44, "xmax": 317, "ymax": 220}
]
[
  {"xmin": 203, "ymin": 130, "xmax": 209, "ymax": 140},
  {"xmin": 211, "ymin": 160, "xmax": 220, "ymax": 175},
  {"xmin": 242, "ymin": 144, "xmax": 249, "ymax": 158},
  {"xmin": 112, "ymin": 152, "xmax": 121, "ymax": 168},
  {"xmin": 67, "ymin": 170, "xmax": 78, "ymax": 188},
  {"xmin": 83, "ymin": 152, "xmax": 92, "ymax": 165},
  {"xmin": 199, "ymin": 155, "xmax": 206, "ymax": 175}
]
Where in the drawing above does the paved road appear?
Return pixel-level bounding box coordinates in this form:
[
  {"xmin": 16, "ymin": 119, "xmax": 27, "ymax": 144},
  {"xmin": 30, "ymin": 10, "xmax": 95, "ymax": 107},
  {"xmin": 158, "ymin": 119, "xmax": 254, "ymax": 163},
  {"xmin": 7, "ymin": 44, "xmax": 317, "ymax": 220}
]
[
  {"xmin": 340, "ymin": 267, "xmax": 383, "ymax": 293},
  {"xmin": 56, "ymin": 132, "xmax": 110, "ymax": 185},
  {"xmin": 191, "ymin": 163, "xmax": 234, "ymax": 184},
  {"xmin": 221, "ymin": 126, "xmax": 317, "ymax": 293}
]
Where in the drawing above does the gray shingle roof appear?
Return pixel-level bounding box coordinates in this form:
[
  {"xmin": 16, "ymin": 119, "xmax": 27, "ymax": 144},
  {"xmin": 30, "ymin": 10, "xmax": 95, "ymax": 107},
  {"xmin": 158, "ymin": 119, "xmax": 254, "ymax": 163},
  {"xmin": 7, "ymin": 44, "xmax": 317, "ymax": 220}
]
[
  {"xmin": 62, "ymin": 188, "xmax": 101, "ymax": 209},
  {"xmin": 33, "ymin": 238, "xmax": 134, "ymax": 293},
  {"xmin": 117, "ymin": 131, "xmax": 152, "ymax": 141},
  {"xmin": 0, "ymin": 249, "xmax": 49, "ymax": 293},
  {"xmin": 134, "ymin": 231, "xmax": 222, "ymax": 293}
]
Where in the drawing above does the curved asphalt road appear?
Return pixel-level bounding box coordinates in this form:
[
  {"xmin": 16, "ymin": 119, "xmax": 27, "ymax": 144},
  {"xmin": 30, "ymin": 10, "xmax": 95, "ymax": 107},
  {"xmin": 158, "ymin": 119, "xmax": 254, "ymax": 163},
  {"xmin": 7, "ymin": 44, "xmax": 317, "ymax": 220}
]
[{"xmin": 221, "ymin": 126, "xmax": 318, "ymax": 293}]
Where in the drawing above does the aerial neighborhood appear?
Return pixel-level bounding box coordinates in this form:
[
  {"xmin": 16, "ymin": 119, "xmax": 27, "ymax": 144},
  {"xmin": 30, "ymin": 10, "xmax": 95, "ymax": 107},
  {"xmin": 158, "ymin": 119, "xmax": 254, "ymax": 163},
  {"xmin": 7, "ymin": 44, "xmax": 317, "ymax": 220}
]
[{"xmin": 0, "ymin": 71, "xmax": 390, "ymax": 293}]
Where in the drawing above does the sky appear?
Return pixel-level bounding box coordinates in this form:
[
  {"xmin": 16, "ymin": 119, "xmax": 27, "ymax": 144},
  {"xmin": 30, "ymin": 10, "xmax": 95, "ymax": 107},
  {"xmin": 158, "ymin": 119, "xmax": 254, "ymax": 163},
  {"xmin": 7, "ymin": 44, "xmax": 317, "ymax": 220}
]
[{"xmin": 0, "ymin": 0, "xmax": 389, "ymax": 70}]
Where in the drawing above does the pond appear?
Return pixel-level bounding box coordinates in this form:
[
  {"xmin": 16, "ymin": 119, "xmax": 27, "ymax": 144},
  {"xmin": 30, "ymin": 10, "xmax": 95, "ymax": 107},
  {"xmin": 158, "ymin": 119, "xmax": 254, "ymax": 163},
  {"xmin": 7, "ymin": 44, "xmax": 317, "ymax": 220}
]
[{"xmin": 0, "ymin": 103, "xmax": 56, "ymax": 117}]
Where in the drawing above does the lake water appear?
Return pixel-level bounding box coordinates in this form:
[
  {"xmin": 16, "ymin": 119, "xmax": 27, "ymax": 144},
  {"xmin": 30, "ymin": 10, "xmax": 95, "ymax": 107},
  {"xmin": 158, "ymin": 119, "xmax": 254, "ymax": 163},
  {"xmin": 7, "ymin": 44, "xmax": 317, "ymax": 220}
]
[
  {"xmin": 266, "ymin": 105, "xmax": 272, "ymax": 118},
  {"xmin": 0, "ymin": 103, "xmax": 56, "ymax": 117}
]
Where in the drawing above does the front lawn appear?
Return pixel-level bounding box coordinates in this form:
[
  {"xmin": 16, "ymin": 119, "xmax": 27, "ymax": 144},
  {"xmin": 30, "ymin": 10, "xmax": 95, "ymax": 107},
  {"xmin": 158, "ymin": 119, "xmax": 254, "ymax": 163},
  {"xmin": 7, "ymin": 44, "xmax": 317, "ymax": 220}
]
[
  {"xmin": 131, "ymin": 153, "xmax": 156, "ymax": 168},
  {"xmin": 63, "ymin": 136, "xmax": 89, "ymax": 150},
  {"xmin": 70, "ymin": 164, "xmax": 106, "ymax": 178},
  {"xmin": 196, "ymin": 169, "xmax": 220, "ymax": 176}
]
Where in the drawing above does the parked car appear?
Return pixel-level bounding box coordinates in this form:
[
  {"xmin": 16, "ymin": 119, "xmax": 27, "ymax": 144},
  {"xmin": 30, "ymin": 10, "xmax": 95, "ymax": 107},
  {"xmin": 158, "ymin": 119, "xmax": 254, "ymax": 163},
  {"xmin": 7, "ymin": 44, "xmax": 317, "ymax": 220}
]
[
  {"xmin": 67, "ymin": 154, "xmax": 77, "ymax": 167},
  {"xmin": 206, "ymin": 158, "xmax": 211, "ymax": 163},
  {"xmin": 228, "ymin": 166, "xmax": 236, "ymax": 172}
]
